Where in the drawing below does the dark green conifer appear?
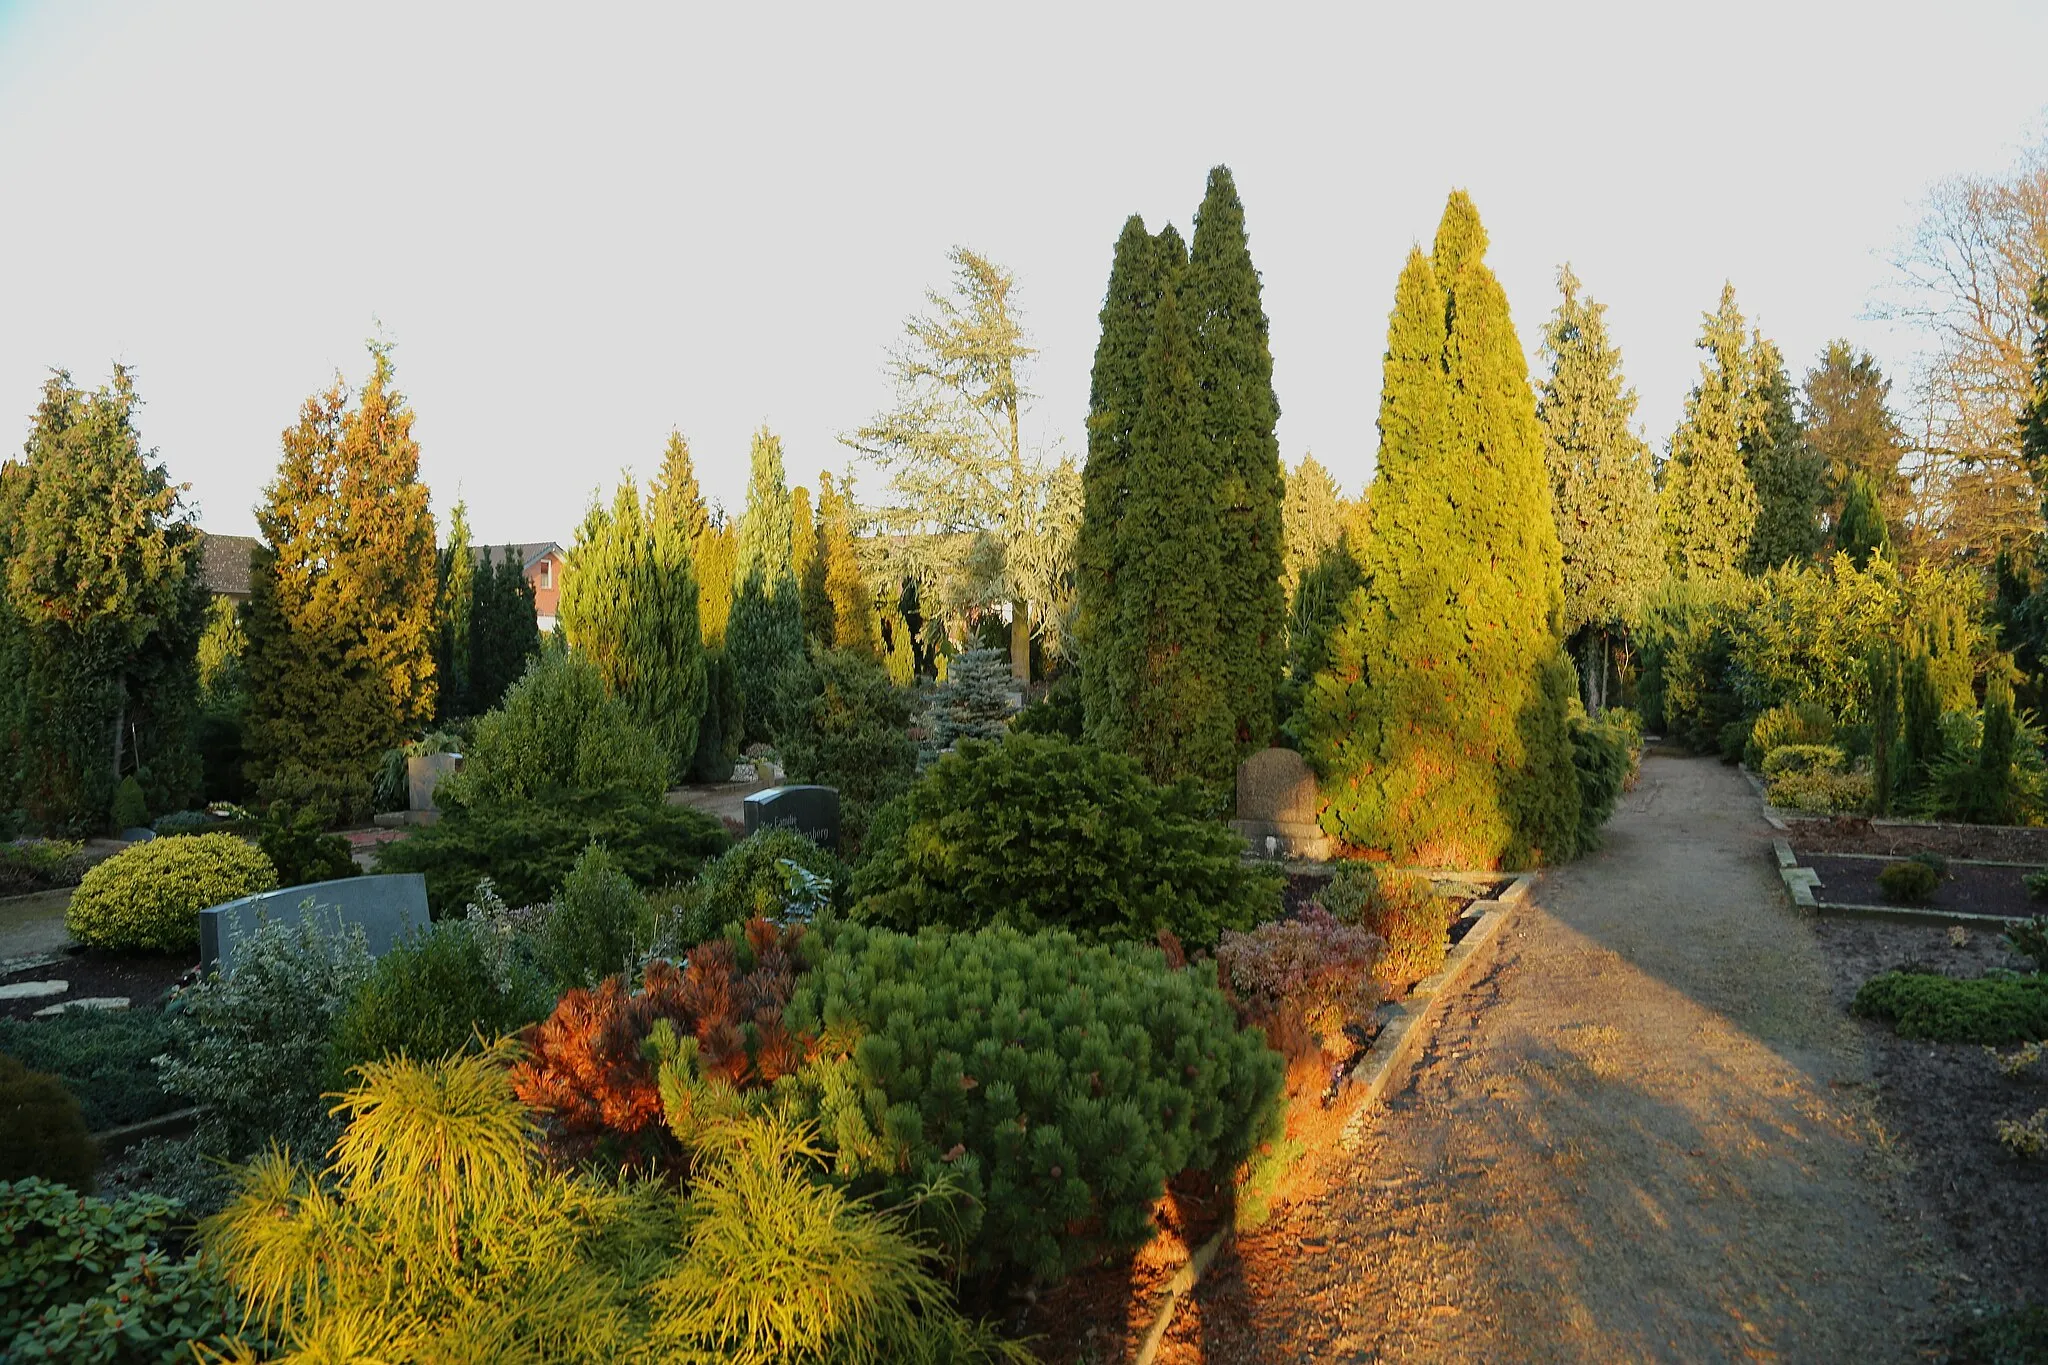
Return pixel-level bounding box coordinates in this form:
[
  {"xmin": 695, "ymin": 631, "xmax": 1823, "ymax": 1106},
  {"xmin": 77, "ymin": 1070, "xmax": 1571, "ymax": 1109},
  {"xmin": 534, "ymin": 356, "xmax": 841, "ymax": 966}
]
[
  {"xmin": 1834, "ymin": 471, "xmax": 1892, "ymax": 568},
  {"xmin": 1304, "ymin": 194, "xmax": 1577, "ymax": 867},
  {"xmin": 1741, "ymin": 336, "xmax": 1826, "ymax": 572},
  {"xmin": 1183, "ymin": 167, "xmax": 1286, "ymax": 757}
]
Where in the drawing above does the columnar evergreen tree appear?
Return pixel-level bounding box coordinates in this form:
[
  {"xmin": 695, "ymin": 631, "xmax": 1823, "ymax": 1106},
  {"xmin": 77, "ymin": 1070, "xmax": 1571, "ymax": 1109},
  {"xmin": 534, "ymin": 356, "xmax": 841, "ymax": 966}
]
[
  {"xmin": 650, "ymin": 430, "xmax": 709, "ymax": 543},
  {"xmin": 434, "ymin": 500, "xmax": 475, "ymax": 721},
  {"xmin": 1741, "ymin": 335, "xmax": 1827, "ymax": 572},
  {"xmin": 0, "ymin": 368, "xmax": 205, "ymax": 829},
  {"xmin": 1116, "ymin": 287, "xmax": 1235, "ymax": 787},
  {"xmin": 1835, "ymin": 471, "xmax": 1893, "ymax": 568},
  {"xmin": 1281, "ymin": 454, "xmax": 1344, "ymax": 600},
  {"xmin": 727, "ymin": 428, "xmax": 805, "ymax": 742},
  {"xmin": 790, "ymin": 485, "xmax": 833, "ymax": 644},
  {"xmin": 243, "ymin": 345, "xmax": 438, "ymax": 808},
  {"xmin": 467, "ymin": 546, "xmax": 539, "ymax": 714},
  {"xmin": 1536, "ymin": 265, "xmax": 1662, "ymax": 711},
  {"xmin": 556, "ymin": 478, "xmax": 707, "ymax": 782},
  {"xmin": 1304, "ymin": 194, "xmax": 1578, "ymax": 867},
  {"xmin": 817, "ymin": 471, "xmax": 878, "ymax": 656},
  {"xmin": 1660, "ymin": 286, "xmax": 1760, "ymax": 581},
  {"xmin": 1077, "ymin": 217, "xmax": 1184, "ymax": 750},
  {"xmin": 1803, "ymin": 341, "xmax": 1910, "ymax": 526},
  {"xmin": 1183, "ymin": 167, "xmax": 1287, "ymax": 758},
  {"xmin": 695, "ymin": 520, "xmax": 736, "ymax": 647}
]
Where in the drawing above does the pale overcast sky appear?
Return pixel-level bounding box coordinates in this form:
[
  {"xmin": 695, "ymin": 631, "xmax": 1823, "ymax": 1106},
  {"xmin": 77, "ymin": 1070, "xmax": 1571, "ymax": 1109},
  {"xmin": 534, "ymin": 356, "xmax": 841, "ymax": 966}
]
[{"xmin": 1, "ymin": 1, "xmax": 2044, "ymax": 542}]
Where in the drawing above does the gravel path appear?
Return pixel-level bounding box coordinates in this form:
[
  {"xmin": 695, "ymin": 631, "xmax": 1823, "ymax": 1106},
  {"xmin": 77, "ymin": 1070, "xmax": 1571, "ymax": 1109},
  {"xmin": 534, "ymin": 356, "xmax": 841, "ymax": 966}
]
[{"xmin": 1169, "ymin": 754, "xmax": 1941, "ymax": 1363}]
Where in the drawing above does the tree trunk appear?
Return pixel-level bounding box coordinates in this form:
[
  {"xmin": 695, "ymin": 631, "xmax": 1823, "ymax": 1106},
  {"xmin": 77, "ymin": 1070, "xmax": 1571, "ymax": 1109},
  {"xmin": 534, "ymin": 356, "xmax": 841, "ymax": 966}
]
[{"xmin": 1010, "ymin": 600, "xmax": 1031, "ymax": 683}]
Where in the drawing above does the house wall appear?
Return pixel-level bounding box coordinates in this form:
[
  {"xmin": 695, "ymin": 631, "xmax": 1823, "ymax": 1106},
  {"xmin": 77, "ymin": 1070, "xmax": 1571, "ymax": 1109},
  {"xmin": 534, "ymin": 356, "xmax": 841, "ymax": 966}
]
[{"xmin": 529, "ymin": 552, "xmax": 562, "ymax": 632}]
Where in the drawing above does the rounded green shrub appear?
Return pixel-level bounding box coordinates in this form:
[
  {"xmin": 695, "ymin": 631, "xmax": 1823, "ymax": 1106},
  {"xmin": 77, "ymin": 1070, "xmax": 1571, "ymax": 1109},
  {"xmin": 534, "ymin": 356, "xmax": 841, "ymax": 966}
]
[
  {"xmin": 1877, "ymin": 858, "xmax": 1939, "ymax": 904},
  {"xmin": 0, "ymin": 1058, "xmax": 97, "ymax": 1187},
  {"xmin": 1760, "ymin": 744, "xmax": 1848, "ymax": 781},
  {"xmin": 108, "ymin": 777, "xmax": 149, "ymax": 832},
  {"xmin": 663, "ymin": 829, "xmax": 850, "ymax": 948},
  {"xmin": 66, "ymin": 833, "xmax": 276, "ymax": 952},
  {"xmin": 783, "ymin": 921, "xmax": 1284, "ymax": 1281},
  {"xmin": 1318, "ymin": 865, "xmax": 1451, "ymax": 989},
  {"xmin": 850, "ymin": 733, "xmax": 1279, "ymax": 948},
  {"xmin": 1852, "ymin": 971, "xmax": 2048, "ymax": 1043},
  {"xmin": 1744, "ymin": 701, "xmax": 1835, "ymax": 769},
  {"xmin": 539, "ymin": 843, "xmax": 653, "ymax": 989},
  {"xmin": 329, "ymin": 919, "xmax": 555, "ymax": 1077},
  {"xmin": 442, "ymin": 649, "xmax": 668, "ymax": 808}
]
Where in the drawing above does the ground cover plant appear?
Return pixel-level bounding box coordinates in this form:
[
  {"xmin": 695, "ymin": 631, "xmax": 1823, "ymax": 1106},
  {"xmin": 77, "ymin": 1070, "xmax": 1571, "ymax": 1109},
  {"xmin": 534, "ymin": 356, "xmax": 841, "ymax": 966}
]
[
  {"xmin": 0, "ymin": 837, "xmax": 89, "ymax": 895},
  {"xmin": 0, "ymin": 1056, "xmax": 96, "ymax": 1186},
  {"xmin": 0, "ymin": 1007, "xmax": 179, "ymax": 1130},
  {"xmin": 1215, "ymin": 905, "xmax": 1383, "ymax": 1058},
  {"xmin": 1852, "ymin": 971, "xmax": 2048, "ymax": 1043},
  {"xmin": 65, "ymin": 833, "xmax": 276, "ymax": 951},
  {"xmin": 851, "ymin": 732, "xmax": 1280, "ymax": 947}
]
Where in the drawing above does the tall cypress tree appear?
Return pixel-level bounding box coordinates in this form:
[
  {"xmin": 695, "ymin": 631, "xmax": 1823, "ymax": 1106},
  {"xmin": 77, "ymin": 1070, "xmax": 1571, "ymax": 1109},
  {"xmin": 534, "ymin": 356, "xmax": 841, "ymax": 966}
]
[
  {"xmin": 466, "ymin": 544, "xmax": 538, "ymax": 714},
  {"xmin": 727, "ymin": 428, "xmax": 805, "ymax": 742},
  {"xmin": 790, "ymin": 484, "xmax": 833, "ymax": 645},
  {"xmin": 1078, "ymin": 217, "xmax": 1183, "ymax": 750},
  {"xmin": 1117, "ymin": 287, "xmax": 1235, "ymax": 787},
  {"xmin": 1741, "ymin": 335, "xmax": 1826, "ymax": 572},
  {"xmin": 434, "ymin": 500, "xmax": 475, "ymax": 721},
  {"xmin": 817, "ymin": 471, "xmax": 877, "ymax": 656},
  {"xmin": 1835, "ymin": 471, "xmax": 1892, "ymax": 568},
  {"xmin": 244, "ymin": 345, "xmax": 438, "ymax": 811},
  {"xmin": 1305, "ymin": 194, "xmax": 1577, "ymax": 867},
  {"xmin": 1536, "ymin": 265, "xmax": 1661, "ymax": 711},
  {"xmin": 1183, "ymin": 167, "xmax": 1286, "ymax": 758},
  {"xmin": 650, "ymin": 430, "xmax": 709, "ymax": 543},
  {"xmin": 1660, "ymin": 285, "xmax": 1759, "ymax": 581},
  {"xmin": 1281, "ymin": 454, "xmax": 1344, "ymax": 601}
]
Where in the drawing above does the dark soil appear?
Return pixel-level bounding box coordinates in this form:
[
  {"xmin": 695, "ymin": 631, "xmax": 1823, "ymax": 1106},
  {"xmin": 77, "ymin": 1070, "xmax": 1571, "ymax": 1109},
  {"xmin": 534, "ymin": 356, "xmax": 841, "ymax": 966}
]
[
  {"xmin": 1803, "ymin": 852, "xmax": 2048, "ymax": 919},
  {"xmin": 1814, "ymin": 917, "xmax": 2048, "ymax": 1313},
  {"xmin": 1, "ymin": 946, "xmax": 194, "ymax": 1020},
  {"xmin": 1791, "ymin": 815, "xmax": 2048, "ymax": 863}
]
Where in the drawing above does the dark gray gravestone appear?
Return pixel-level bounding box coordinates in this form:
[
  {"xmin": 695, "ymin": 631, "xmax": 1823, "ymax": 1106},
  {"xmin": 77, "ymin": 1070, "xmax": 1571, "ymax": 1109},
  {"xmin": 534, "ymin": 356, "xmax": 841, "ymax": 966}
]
[
  {"xmin": 742, "ymin": 785, "xmax": 840, "ymax": 850},
  {"xmin": 200, "ymin": 873, "xmax": 429, "ymax": 976}
]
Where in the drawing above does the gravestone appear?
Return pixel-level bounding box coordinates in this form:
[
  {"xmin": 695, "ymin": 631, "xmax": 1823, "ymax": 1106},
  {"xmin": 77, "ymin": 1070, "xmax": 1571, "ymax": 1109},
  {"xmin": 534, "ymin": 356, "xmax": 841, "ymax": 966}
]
[
  {"xmin": 200, "ymin": 873, "xmax": 429, "ymax": 976},
  {"xmin": 1229, "ymin": 748, "xmax": 1333, "ymax": 860},
  {"xmin": 743, "ymin": 785, "xmax": 841, "ymax": 851},
  {"xmin": 407, "ymin": 753, "xmax": 463, "ymax": 812}
]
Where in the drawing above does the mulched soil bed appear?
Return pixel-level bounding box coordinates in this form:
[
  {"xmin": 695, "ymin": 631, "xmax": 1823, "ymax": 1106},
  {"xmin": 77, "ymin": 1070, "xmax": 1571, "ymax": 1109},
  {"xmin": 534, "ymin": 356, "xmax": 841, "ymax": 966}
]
[
  {"xmin": 1, "ymin": 946, "xmax": 194, "ymax": 1020},
  {"xmin": 1802, "ymin": 852, "xmax": 2047, "ymax": 919},
  {"xmin": 1814, "ymin": 918, "xmax": 2048, "ymax": 1312},
  {"xmin": 1790, "ymin": 815, "xmax": 2048, "ymax": 863}
]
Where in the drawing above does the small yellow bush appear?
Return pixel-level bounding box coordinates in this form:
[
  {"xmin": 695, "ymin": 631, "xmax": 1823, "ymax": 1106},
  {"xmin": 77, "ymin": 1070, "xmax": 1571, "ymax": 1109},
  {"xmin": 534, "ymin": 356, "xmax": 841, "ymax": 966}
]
[
  {"xmin": 66, "ymin": 834, "xmax": 277, "ymax": 952},
  {"xmin": 1767, "ymin": 766, "xmax": 1872, "ymax": 814}
]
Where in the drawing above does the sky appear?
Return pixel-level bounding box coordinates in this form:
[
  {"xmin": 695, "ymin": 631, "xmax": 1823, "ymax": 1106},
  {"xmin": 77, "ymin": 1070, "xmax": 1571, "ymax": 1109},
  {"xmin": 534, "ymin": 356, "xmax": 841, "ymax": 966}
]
[{"xmin": 1, "ymin": 1, "xmax": 2045, "ymax": 543}]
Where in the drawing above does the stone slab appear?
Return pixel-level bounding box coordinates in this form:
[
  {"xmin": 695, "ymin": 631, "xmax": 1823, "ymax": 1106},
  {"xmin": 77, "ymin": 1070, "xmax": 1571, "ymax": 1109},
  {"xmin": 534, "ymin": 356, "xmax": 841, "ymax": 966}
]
[
  {"xmin": 34, "ymin": 995, "xmax": 127, "ymax": 1016},
  {"xmin": 201, "ymin": 873, "xmax": 429, "ymax": 976},
  {"xmin": 0, "ymin": 978, "xmax": 66, "ymax": 1001},
  {"xmin": 743, "ymin": 785, "xmax": 841, "ymax": 851}
]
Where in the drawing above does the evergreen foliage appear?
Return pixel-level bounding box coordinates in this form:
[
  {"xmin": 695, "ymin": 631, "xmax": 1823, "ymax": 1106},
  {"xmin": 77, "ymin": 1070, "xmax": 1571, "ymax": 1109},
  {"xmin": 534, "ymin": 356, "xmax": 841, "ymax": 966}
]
[
  {"xmin": 243, "ymin": 346, "xmax": 439, "ymax": 803},
  {"xmin": 688, "ymin": 647, "xmax": 745, "ymax": 782},
  {"xmin": 0, "ymin": 1062, "xmax": 96, "ymax": 1188},
  {"xmin": 466, "ymin": 545, "xmax": 540, "ymax": 716},
  {"xmin": 923, "ymin": 645, "xmax": 1015, "ymax": 753},
  {"xmin": 1835, "ymin": 471, "xmax": 1893, "ymax": 567},
  {"xmin": 330, "ymin": 917, "xmax": 554, "ymax": 1077},
  {"xmin": 434, "ymin": 500, "xmax": 474, "ymax": 720},
  {"xmin": 66, "ymin": 833, "xmax": 276, "ymax": 952},
  {"xmin": 773, "ymin": 649, "xmax": 917, "ymax": 854},
  {"xmin": 1804, "ymin": 340, "xmax": 1910, "ymax": 526},
  {"xmin": 1868, "ymin": 639, "xmax": 1901, "ymax": 813},
  {"xmin": 817, "ymin": 472, "xmax": 878, "ymax": 656},
  {"xmin": 728, "ymin": 429, "xmax": 806, "ymax": 743},
  {"xmin": 442, "ymin": 650, "xmax": 667, "ymax": 807},
  {"xmin": 695, "ymin": 521, "xmax": 737, "ymax": 648},
  {"xmin": 649, "ymin": 429, "xmax": 709, "ymax": 545},
  {"xmin": 540, "ymin": 842, "xmax": 652, "ymax": 989},
  {"xmin": 1660, "ymin": 286, "xmax": 1760, "ymax": 581},
  {"xmin": 558, "ymin": 478, "xmax": 707, "ymax": 785},
  {"xmin": 1741, "ymin": 336, "xmax": 1827, "ymax": 572},
  {"xmin": 1281, "ymin": 454, "xmax": 1344, "ymax": 601},
  {"xmin": 852, "ymin": 732, "xmax": 1280, "ymax": 947},
  {"xmin": 1304, "ymin": 195, "xmax": 1579, "ymax": 868},
  {"xmin": 1536, "ymin": 265, "xmax": 1662, "ymax": 711},
  {"xmin": 1184, "ymin": 166, "xmax": 1288, "ymax": 759},
  {"xmin": 790, "ymin": 484, "xmax": 833, "ymax": 645},
  {"xmin": 0, "ymin": 367, "xmax": 205, "ymax": 833}
]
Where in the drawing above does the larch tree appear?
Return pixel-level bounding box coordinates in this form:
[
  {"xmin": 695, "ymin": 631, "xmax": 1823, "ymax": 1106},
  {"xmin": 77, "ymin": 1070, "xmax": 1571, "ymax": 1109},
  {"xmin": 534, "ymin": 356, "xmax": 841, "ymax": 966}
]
[
  {"xmin": 243, "ymin": 344, "xmax": 438, "ymax": 810},
  {"xmin": 1281, "ymin": 454, "xmax": 1345, "ymax": 601},
  {"xmin": 818, "ymin": 470, "xmax": 879, "ymax": 657},
  {"xmin": 1660, "ymin": 285, "xmax": 1760, "ymax": 581},
  {"xmin": 434, "ymin": 500, "xmax": 475, "ymax": 721},
  {"xmin": 1078, "ymin": 216, "xmax": 1185, "ymax": 749},
  {"xmin": 1183, "ymin": 166, "xmax": 1287, "ymax": 758},
  {"xmin": 556, "ymin": 477, "xmax": 706, "ymax": 783},
  {"xmin": 1741, "ymin": 335, "xmax": 1827, "ymax": 572},
  {"xmin": 727, "ymin": 428, "xmax": 805, "ymax": 741},
  {"xmin": 1536, "ymin": 265, "xmax": 1662, "ymax": 712},
  {"xmin": 1304, "ymin": 193, "xmax": 1578, "ymax": 868},
  {"xmin": 0, "ymin": 367, "xmax": 205, "ymax": 829},
  {"xmin": 846, "ymin": 248, "xmax": 1061, "ymax": 682}
]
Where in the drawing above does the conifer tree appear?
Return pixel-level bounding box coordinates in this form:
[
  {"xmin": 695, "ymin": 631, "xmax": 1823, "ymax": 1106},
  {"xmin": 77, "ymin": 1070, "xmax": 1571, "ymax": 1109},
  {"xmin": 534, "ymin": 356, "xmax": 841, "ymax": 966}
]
[
  {"xmin": 1305, "ymin": 194, "xmax": 1578, "ymax": 867},
  {"xmin": 0, "ymin": 367, "xmax": 205, "ymax": 829},
  {"xmin": 467, "ymin": 545, "xmax": 538, "ymax": 714},
  {"xmin": 817, "ymin": 471, "xmax": 878, "ymax": 657},
  {"xmin": 1803, "ymin": 341, "xmax": 1910, "ymax": 524},
  {"xmin": 1116, "ymin": 287, "xmax": 1236, "ymax": 788},
  {"xmin": 1183, "ymin": 167, "xmax": 1287, "ymax": 757},
  {"xmin": 650, "ymin": 430, "xmax": 709, "ymax": 543},
  {"xmin": 1660, "ymin": 286, "xmax": 1760, "ymax": 581},
  {"xmin": 1078, "ymin": 218, "xmax": 1185, "ymax": 749},
  {"xmin": 695, "ymin": 521, "xmax": 736, "ymax": 648},
  {"xmin": 727, "ymin": 428, "xmax": 805, "ymax": 742},
  {"xmin": 1835, "ymin": 471, "xmax": 1893, "ymax": 568},
  {"xmin": 1741, "ymin": 336, "xmax": 1826, "ymax": 572},
  {"xmin": 1536, "ymin": 266, "xmax": 1662, "ymax": 710},
  {"xmin": 556, "ymin": 478, "xmax": 707, "ymax": 783},
  {"xmin": 434, "ymin": 501, "xmax": 475, "ymax": 721},
  {"xmin": 790, "ymin": 485, "xmax": 833, "ymax": 644},
  {"xmin": 244, "ymin": 345, "xmax": 438, "ymax": 806},
  {"xmin": 1281, "ymin": 454, "xmax": 1344, "ymax": 600}
]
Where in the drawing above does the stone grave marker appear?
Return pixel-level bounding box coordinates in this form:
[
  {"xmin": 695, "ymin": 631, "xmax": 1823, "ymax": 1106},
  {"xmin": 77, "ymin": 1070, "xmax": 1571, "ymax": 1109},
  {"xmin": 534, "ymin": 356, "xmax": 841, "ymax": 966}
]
[
  {"xmin": 743, "ymin": 785, "xmax": 841, "ymax": 851},
  {"xmin": 407, "ymin": 753, "xmax": 463, "ymax": 812},
  {"xmin": 201, "ymin": 873, "xmax": 429, "ymax": 976},
  {"xmin": 1229, "ymin": 747, "xmax": 1333, "ymax": 860}
]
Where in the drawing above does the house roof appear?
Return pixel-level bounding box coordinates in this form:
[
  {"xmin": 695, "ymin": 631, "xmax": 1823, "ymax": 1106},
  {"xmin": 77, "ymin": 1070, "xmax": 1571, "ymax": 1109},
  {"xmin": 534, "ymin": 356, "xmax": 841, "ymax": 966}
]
[
  {"xmin": 473, "ymin": 542, "xmax": 563, "ymax": 572},
  {"xmin": 197, "ymin": 532, "xmax": 260, "ymax": 597}
]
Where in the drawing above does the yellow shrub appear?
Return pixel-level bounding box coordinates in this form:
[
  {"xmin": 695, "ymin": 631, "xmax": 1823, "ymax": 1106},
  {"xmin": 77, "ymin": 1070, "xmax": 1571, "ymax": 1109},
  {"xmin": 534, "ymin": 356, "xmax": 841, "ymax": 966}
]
[{"xmin": 65, "ymin": 834, "xmax": 276, "ymax": 952}]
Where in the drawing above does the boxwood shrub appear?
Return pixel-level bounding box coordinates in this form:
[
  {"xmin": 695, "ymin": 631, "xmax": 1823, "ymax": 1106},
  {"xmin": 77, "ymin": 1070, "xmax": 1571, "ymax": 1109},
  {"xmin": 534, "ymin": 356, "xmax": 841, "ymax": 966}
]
[
  {"xmin": 1852, "ymin": 970, "xmax": 2048, "ymax": 1044},
  {"xmin": 783, "ymin": 921, "xmax": 1284, "ymax": 1281},
  {"xmin": 65, "ymin": 834, "xmax": 276, "ymax": 952},
  {"xmin": 850, "ymin": 733, "xmax": 1279, "ymax": 947}
]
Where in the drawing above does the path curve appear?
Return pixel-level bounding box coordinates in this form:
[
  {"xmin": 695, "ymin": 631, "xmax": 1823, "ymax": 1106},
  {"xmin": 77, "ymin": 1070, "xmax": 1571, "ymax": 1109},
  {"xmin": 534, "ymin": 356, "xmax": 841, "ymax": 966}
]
[{"xmin": 1169, "ymin": 754, "xmax": 1939, "ymax": 1363}]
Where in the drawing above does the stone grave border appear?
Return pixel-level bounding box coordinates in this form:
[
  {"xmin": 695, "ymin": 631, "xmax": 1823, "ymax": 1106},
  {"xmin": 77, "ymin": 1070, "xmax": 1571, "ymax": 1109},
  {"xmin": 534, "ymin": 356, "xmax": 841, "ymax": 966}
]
[
  {"xmin": 1132, "ymin": 869, "xmax": 1535, "ymax": 1365},
  {"xmin": 1772, "ymin": 837, "xmax": 2041, "ymax": 928}
]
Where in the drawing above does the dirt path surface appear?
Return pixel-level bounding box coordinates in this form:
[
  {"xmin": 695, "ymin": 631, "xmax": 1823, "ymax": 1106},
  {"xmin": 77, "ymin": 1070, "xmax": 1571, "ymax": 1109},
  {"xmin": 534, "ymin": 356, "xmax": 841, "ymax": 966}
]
[{"xmin": 1170, "ymin": 755, "xmax": 1940, "ymax": 1364}]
